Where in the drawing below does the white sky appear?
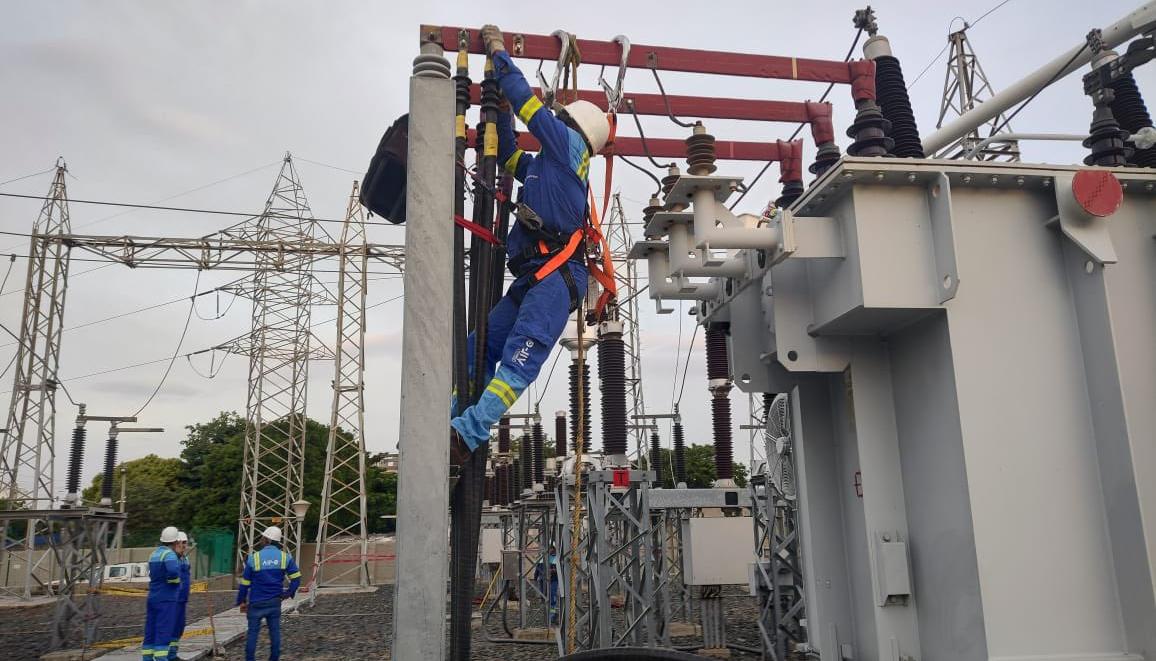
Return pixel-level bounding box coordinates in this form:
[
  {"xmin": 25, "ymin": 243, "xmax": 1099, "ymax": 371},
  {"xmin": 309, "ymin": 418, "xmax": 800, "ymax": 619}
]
[{"xmin": 1, "ymin": 0, "xmax": 1148, "ymax": 499}]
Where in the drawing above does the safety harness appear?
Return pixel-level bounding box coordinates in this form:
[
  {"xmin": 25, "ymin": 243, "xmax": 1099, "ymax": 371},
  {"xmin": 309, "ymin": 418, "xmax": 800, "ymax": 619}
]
[{"xmin": 505, "ymin": 114, "xmax": 619, "ymax": 320}]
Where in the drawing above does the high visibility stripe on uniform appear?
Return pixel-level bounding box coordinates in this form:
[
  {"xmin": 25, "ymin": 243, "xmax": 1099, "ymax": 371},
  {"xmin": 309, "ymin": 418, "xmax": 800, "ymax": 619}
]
[
  {"xmin": 576, "ymin": 152, "xmax": 590, "ymax": 179},
  {"xmin": 280, "ymin": 551, "xmax": 287, "ymax": 570},
  {"xmin": 485, "ymin": 379, "xmax": 517, "ymax": 407},
  {"xmin": 504, "ymin": 149, "xmax": 524, "ymax": 174},
  {"xmin": 517, "ymin": 96, "xmax": 543, "ymax": 124},
  {"xmin": 287, "ymin": 571, "xmax": 302, "ymax": 579},
  {"xmin": 251, "ymin": 553, "xmax": 260, "ymax": 571},
  {"xmin": 167, "ymin": 578, "xmax": 181, "ymax": 583},
  {"xmin": 240, "ymin": 578, "xmax": 251, "ymax": 586}
]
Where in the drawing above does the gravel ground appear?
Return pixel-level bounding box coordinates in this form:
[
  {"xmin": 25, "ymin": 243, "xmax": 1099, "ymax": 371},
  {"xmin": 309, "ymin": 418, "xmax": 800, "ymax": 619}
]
[
  {"xmin": 0, "ymin": 590, "xmax": 235, "ymax": 661},
  {"xmin": 227, "ymin": 585, "xmax": 764, "ymax": 660}
]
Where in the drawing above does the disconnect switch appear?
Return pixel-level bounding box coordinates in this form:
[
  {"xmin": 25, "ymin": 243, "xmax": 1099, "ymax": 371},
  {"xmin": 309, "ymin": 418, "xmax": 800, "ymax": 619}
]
[{"xmin": 874, "ymin": 533, "xmax": 912, "ymax": 606}]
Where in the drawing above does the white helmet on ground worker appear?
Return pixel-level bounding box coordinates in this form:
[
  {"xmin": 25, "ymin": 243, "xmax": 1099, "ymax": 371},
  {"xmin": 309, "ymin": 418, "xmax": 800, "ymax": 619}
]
[
  {"xmin": 160, "ymin": 526, "xmax": 180, "ymax": 543},
  {"xmin": 562, "ymin": 100, "xmax": 611, "ymax": 155},
  {"xmin": 261, "ymin": 525, "xmax": 282, "ymax": 543},
  {"xmin": 176, "ymin": 531, "xmax": 188, "ymax": 543}
]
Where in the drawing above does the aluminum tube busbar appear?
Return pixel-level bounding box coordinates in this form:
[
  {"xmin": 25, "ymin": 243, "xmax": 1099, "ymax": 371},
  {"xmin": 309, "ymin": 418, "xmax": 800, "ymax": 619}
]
[
  {"xmin": 691, "ymin": 187, "xmax": 780, "ymax": 249},
  {"xmin": 923, "ymin": 2, "xmax": 1156, "ymax": 155},
  {"xmin": 668, "ymin": 223, "xmax": 746, "ymax": 278}
]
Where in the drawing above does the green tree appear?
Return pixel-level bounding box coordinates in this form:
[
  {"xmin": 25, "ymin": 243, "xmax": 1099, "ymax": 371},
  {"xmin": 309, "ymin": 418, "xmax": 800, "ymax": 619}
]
[
  {"xmin": 645, "ymin": 444, "xmax": 747, "ymax": 489},
  {"xmin": 83, "ymin": 454, "xmax": 186, "ymax": 546}
]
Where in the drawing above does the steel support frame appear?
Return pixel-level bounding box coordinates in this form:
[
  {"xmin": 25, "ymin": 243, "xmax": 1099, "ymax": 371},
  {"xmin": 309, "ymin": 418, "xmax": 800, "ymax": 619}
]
[
  {"xmin": 0, "ymin": 165, "xmax": 71, "ymax": 600},
  {"xmin": 514, "ymin": 497, "xmax": 556, "ymax": 630},
  {"xmin": 583, "ymin": 469, "xmax": 658, "ymax": 650},
  {"xmin": 750, "ymin": 474, "xmax": 806, "ymax": 661},
  {"xmin": 311, "ymin": 182, "xmax": 371, "ymax": 596},
  {"xmin": 236, "ymin": 155, "xmax": 319, "ymax": 566},
  {"xmin": 46, "ymin": 508, "xmax": 121, "ymax": 651}
]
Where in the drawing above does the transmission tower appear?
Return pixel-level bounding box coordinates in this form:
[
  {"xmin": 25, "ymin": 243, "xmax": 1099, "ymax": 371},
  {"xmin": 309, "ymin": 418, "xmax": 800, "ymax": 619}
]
[
  {"xmin": 605, "ymin": 193, "xmax": 646, "ymax": 457},
  {"xmin": 0, "ymin": 162, "xmax": 71, "ymax": 598},
  {"xmin": 235, "ymin": 154, "xmax": 320, "ymax": 564},
  {"xmin": 936, "ymin": 28, "xmax": 1020, "ymax": 160},
  {"xmin": 311, "ymin": 181, "xmax": 370, "ymax": 594}
]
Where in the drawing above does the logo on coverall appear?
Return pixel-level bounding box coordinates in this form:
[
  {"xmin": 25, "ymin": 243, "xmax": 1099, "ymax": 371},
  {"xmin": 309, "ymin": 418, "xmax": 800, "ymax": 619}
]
[{"xmin": 513, "ymin": 339, "xmax": 535, "ymax": 367}]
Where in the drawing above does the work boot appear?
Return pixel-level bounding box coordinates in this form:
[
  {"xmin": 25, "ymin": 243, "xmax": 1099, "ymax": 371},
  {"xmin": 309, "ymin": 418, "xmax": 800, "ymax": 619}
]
[{"xmin": 450, "ymin": 429, "xmax": 473, "ymax": 467}]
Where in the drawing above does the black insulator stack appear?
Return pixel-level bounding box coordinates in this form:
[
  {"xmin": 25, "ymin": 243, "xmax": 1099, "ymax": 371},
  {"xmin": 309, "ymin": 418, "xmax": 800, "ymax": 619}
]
[
  {"xmin": 512, "ymin": 458, "xmax": 522, "ymax": 498},
  {"xmin": 705, "ymin": 326, "xmax": 734, "ymax": 482},
  {"xmin": 598, "ymin": 326, "xmax": 629, "ymax": 458},
  {"xmin": 101, "ymin": 434, "xmax": 118, "ymax": 502},
  {"xmin": 555, "ymin": 413, "xmax": 567, "ymax": 460},
  {"xmin": 810, "ymin": 143, "xmax": 842, "ymax": 176},
  {"xmin": 532, "ymin": 422, "xmax": 545, "ymax": 485},
  {"xmin": 518, "ymin": 437, "xmax": 531, "ymax": 492},
  {"xmin": 485, "ymin": 474, "xmax": 494, "ymax": 504},
  {"xmin": 569, "ymin": 359, "xmax": 591, "ymax": 454},
  {"xmin": 649, "ymin": 429, "xmax": 662, "ymax": 473},
  {"xmin": 65, "ymin": 426, "xmax": 86, "ymax": 498},
  {"xmin": 711, "ymin": 398, "xmax": 734, "ymax": 480},
  {"xmin": 847, "ymin": 100, "xmax": 894, "ymax": 157},
  {"xmin": 501, "ymin": 464, "xmax": 513, "ymax": 505},
  {"xmin": 642, "ymin": 196, "xmax": 664, "ymax": 221},
  {"xmin": 493, "ymin": 466, "xmax": 504, "ymax": 506},
  {"xmin": 672, "ymin": 421, "xmax": 687, "ymax": 485},
  {"xmin": 685, "ymin": 126, "xmax": 718, "ymax": 175},
  {"xmin": 1084, "ymin": 105, "xmax": 1131, "ymax": 167},
  {"xmin": 661, "ymin": 171, "xmax": 680, "ymax": 200},
  {"xmin": 498, "ymin": 417, "xmax": 511, "ymax": 454},
  {"xmin": 775, "ymin": 181, "xmax": 805, "ymax": 209},
  {"xmin": 873, "ymin": 56, "xmax": 925, "ymax": 158},
  {"xmin": 705, "ymin": 326, "xmax": 730, "ymax": 381},
  {"xmin": 1109, "ymin": 74, "xmax": 1156, "ymax": 168}
]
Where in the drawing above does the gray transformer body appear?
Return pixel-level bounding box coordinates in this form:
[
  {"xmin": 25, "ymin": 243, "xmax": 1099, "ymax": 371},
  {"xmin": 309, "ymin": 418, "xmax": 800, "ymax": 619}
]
[{"xmin": 690, "ymin": 158, "xmax": 1156, "ymax": 661}]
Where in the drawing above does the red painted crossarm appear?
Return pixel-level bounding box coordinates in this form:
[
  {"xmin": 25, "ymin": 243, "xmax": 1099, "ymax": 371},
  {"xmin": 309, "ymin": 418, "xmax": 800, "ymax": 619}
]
[
  {"xmin": 424, "ymin": 25, "xmax": 853, "ymax": 84},
  {"xmin": 466, "ymin": 129, "xmax": 788, "ymax": 162},
  {"xmin": 467, "ymin": 85, "xmax": 813, "ymax": 123}
]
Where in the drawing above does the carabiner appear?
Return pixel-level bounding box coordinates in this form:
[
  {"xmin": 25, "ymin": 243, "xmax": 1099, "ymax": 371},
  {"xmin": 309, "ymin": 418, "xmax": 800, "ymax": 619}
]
[
  {"xmin": 536, "ymin": 30, "xmax": 572, "ymax": 109},
  {"xmin": 598, "ymin": 35, "xmax": 631, "ymax": 114}
]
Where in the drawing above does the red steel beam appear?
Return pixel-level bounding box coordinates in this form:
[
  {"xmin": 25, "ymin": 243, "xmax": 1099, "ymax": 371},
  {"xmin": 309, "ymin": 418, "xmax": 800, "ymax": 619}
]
[
  {"xmin": 466, "ymin": 129, "xmax": 787, "ymax": 162},
  {"xmin": 467, "ymin": 85, "xmax": 812, "ymax": 123},
  {"xmin": 424, "ymin": 25, "xmax": 853, "ymax": 84}
]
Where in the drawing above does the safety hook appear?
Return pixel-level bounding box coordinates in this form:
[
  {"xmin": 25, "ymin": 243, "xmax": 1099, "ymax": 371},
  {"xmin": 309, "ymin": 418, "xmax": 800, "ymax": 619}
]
[
  {"xmin": 598, "ymin": 35, "xmax": 631, "ymax": 113},
  {"xmin": 536, "ymin": 29, "xmax": 572, "ymax": 109}
]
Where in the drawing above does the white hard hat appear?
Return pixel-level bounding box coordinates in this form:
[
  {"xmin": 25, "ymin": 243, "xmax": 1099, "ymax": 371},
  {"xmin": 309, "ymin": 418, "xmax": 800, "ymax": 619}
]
[
  {"xmin": 562, "ymin": 100, "xmax": 611, "ymax": 155},
  {"xmin": 176, "ymin": 531, "xmax": 188, "ymax": 543},
  {"xmin": 160, "ymin": 526, "xmax": 180, "ymax": 543},
  {"xmin": 261, "ymin": 525, "xmax": 282, "ymax": 543}
]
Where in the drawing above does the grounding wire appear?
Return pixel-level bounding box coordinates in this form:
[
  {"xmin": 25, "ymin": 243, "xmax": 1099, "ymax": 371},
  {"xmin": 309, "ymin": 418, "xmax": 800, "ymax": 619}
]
[
  {"xmin": 625, "ymin": 98, "xmax": 677, "ymax": 169},
  {"xmin": 649, "ymin": 69, "xmax": 697, "ymax": 128},
  {"xmin": 617, "ymin": 155, "xmax": 664, "ymax": 198},
  {"xmin": 131, "ymin": 270, "xmax": 200, "ymax": 417},
  {"xmin": 728, "ymin": 27, "xmax": 864, "ymax": 211},
  {"xmin": 674, "ymin": 323, "xmax": 699, "ymax": 407},
  {"xmin": 534, "ymin": 345, "xmax": 565, "ymax": 407}
]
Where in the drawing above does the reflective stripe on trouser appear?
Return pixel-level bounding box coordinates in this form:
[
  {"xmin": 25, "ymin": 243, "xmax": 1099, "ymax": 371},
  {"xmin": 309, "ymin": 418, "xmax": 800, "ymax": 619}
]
[
  {"xmin": 144, "ymin": 600, "xmax": 177, "ymax": 660},
  {"xmin": 451, "ymin": 267, "xmax": 581, "ymax": 449}
]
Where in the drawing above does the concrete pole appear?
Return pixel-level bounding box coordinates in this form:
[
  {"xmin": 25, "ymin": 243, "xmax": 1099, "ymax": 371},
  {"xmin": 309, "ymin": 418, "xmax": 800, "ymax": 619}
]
[{"xmin": 390, "ymin": 42, "xmax": 454, "ymax": 660}]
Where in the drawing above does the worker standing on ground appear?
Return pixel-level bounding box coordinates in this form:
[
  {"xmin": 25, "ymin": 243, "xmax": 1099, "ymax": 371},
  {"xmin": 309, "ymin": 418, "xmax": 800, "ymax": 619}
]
[
  {"xmin": 143, "ymin": 526, "xmax": 182, "ymax": 661},
  {"xmin": 235, "ymin": 526, "xmax": 301, "ymax": 661},
  {"xmin": 450, "ymin": 24, "xmax": 611, "ymax": 462},
  {"xmin": 167, "ymin": 531, "xmax": 192, "ymax": 660}
]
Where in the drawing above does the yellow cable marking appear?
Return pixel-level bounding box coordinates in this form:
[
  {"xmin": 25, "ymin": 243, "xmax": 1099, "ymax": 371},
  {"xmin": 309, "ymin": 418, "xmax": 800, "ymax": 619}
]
[
  {"xmin": 455, "ymin": 115, "xmax": 466, "ymax": 139},
  {"xmin": 483, "ymin": 124, "xmax": 499, "ymax": 157},
  {"xmin": 792, "ymin": 57, "xmax": 798, "ymax": 79}
]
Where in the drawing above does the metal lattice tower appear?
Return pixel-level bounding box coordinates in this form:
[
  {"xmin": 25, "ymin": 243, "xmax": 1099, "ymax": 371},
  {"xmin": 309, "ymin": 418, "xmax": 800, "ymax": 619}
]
[
  {"xmin": 311, "ymin": 182, "xmax": 370, "ymax": 593},
  {"xmin": 0, "ymin": 163, "xmax": 71, "ymax": 599},
  {"xmin": 605, "ymin": 193, "xmax": 647, "ymax": 457},
  {"xmin": 235, "ymin": 154, "xmax": 320, "ymax": 564},
  {"xmin": 936, "ymin": 28, "xmax": 1020, "ymax": 160}
]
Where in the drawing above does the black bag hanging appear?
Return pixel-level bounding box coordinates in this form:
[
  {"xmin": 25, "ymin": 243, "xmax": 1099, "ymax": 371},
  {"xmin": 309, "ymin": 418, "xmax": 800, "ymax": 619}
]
[{"xmin": 360, "ymin": 114, "xmax": 409, "ymax": 224}]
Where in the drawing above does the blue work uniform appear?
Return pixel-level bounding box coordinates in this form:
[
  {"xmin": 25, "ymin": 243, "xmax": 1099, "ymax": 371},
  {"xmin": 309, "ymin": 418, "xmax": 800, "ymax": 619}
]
[
  {"xmin": 450, "ymin": 49, "xmax": 592, "ymax": 450},
  {"xmin": 167, "ymin": 555, "xmax": 191, "ymax": 660},
  {"xmin": 236, "ymin": 544, "xmax": 301, "ymax": 661},
  {"xmin": 143, "ymin": 545, "xmax": 181, "ymax": 660}
]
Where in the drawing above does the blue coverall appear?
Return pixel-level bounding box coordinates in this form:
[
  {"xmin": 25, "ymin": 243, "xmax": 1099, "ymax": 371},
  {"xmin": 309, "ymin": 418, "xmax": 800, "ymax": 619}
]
[
  {"xmin": 167, "ymin": 554, "xmax": 191, "ymax": 659},
  {"xmin": 236, "ymin": 544, "xmax": 301, "ymax": 661},
  {"xmin": 450, "ymin": 49, "xmax": 592, "ymax": 450},
  {"xmin": 144, "ymin": 544, "xmax": 181, "ymax": 660}
]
